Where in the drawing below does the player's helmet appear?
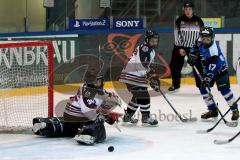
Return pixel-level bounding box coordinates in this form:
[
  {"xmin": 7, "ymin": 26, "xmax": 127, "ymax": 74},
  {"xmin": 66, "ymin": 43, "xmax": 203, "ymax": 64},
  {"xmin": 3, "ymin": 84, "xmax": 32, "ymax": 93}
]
[
  {"xmin": 200, "ymin": 27, "xmax": 215, "ymax": 39},
  {"xmin": 84, "ymin": 70, "xmax": 104, "ymax": 89},
  {"xmin": 145, "ymin": 30, "xmax": 159, "ymax": 44},
  {"xmin": 183, "ymin": 1, "xmax": 194, "ymax": 8},
  {"xmin": 200, "ymin": 27, "xmax": 215, "ymax": 47}
]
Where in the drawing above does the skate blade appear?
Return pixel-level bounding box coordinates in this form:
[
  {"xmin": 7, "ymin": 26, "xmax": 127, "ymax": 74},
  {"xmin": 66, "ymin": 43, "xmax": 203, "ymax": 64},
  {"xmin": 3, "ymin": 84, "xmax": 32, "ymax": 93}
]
[
  {"xmin": 168, "ymin": 89, "xmax": 180, "ymax": 93},
  {"xmin": 196, "ymin": 129, "xmax": 208, "ymax": 134},
  {"xmin": 214, "ymin": 139, "xmax": 229, "ymax": 145},
  {"xmin": 201, "ymin": 117, "xmax": 218, "ymax": 122},
  {"xmin": 74, "ymin": 135, "xmax": 95, "ymax": 145},
  {"xmin": 182, "ymin": 117, "xmax": 198, "ymax": 122},
  {"xmin": 226, "ymin": 120, "xmax": 238, "ymax": 127},
  {"xmin": 32, "ymin": 122, "xmax": 46, "ymax": 133},
  {"xmin": 141, "ymin": 123, "xmax": 158, "ymax": 127},
  {"xmin": 121, "ymin": 122, "xmax": 138, "ymax": 127}
]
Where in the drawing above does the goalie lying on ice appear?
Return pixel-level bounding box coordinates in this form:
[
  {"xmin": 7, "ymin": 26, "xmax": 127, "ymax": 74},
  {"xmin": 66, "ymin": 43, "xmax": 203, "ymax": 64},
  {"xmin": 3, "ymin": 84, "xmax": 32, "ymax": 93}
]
[{"xmin": 32, "ymin": 70, "xmax": 121, "ymax": 145}]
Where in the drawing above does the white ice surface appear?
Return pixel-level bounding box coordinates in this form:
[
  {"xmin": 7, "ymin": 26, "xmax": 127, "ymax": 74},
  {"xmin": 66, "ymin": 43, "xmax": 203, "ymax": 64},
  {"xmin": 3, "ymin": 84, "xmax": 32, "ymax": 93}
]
[{"xmin": 0, "ymin": 85, "xmax": 240, "ymax": 160}]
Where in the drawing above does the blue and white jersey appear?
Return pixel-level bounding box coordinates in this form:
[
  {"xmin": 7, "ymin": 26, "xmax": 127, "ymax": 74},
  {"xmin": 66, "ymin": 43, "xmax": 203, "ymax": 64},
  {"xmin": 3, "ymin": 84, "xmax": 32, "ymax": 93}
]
[{"xmin": 198, "ymin": 41, "xmax": 228, "ymax": 77}]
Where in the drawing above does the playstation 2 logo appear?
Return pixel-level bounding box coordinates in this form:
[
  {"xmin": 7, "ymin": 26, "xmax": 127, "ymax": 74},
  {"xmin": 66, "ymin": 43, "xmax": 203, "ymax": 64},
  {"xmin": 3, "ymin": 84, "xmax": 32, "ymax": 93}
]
[{"xmin": 73, "ymin": 21, "xmax": 80, "ymax": 28}]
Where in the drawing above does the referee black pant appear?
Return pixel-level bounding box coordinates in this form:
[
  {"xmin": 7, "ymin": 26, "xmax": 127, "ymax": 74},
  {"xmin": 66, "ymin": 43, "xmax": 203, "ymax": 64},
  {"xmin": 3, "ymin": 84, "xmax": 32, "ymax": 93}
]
[{"xmin": 169, "ymin": 45, "xmax": 202, "ymax": 88}]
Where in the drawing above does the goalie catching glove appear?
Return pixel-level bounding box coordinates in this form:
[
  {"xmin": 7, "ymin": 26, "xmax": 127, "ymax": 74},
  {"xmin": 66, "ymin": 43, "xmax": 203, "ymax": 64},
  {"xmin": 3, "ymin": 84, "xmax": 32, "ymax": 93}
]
[{"xmin": 97, "ymin": 91, "xmax": 121, "ymax": 115}]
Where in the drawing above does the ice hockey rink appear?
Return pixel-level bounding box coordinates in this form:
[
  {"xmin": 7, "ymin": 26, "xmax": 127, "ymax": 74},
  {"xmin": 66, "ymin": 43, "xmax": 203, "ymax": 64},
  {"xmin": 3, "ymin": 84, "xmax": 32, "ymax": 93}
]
[{"xmin": 0, "ymin": 85, "xmax": 240, "ymax": 160}]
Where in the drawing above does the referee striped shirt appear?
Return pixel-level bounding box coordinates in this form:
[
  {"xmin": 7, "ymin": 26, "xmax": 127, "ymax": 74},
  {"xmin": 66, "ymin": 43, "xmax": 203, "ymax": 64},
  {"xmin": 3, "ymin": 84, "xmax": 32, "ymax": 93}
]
[{"xmin": 174, "ymin": 15, "xmax": 204, "ymax": 48}]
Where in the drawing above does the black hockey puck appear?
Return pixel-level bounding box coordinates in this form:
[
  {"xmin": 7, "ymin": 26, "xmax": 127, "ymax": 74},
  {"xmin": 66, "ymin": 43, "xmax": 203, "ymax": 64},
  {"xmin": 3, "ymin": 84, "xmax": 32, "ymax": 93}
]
[{"xmin": 108, "ymin": 146, "xmax": 114, "ymax": 152}]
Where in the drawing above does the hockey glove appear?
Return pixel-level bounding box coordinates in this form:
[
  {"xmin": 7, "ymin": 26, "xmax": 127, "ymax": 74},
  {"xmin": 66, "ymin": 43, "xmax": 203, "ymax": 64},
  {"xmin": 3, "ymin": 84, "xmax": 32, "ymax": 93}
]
[
  {"xmin": 187, "ymin": 48, "xmax": 199, "ymax": 66},
  {"xmin": 104, "ymin": 112, "xmax": 122, "ymax": 125},
  {"xmin": 201, "ymin": 73, "xmax": 214, "ymax": 88},
  {"xmin": 95, "ymin": 115, "xmax": 105, "ymax": 124},
  {"xmin": 149, "ymin": 76, "xmax": 160, "ymax": 92}
]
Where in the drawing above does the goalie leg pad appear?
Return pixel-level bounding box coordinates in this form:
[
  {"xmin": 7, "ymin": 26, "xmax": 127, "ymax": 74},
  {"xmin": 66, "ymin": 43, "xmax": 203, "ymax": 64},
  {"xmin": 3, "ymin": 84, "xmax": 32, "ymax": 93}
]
[
  {"xmin": 32, "ymin": 117, "xmax": 64, "ymax": 137},
  {"xmin": 75, "ymin": 121, "xmax": 106, "ymax": 144}
]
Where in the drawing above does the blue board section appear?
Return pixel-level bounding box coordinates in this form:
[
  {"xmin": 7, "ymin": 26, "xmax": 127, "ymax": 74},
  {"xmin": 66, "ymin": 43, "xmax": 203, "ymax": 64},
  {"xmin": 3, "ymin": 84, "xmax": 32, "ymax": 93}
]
[
  {"xmin": 69, "ymin": 18, "xmax": 110, "ymax": 30},
  {"xmin": 0, "ymin": 28, "xmax": 240, "ymax": 37}
]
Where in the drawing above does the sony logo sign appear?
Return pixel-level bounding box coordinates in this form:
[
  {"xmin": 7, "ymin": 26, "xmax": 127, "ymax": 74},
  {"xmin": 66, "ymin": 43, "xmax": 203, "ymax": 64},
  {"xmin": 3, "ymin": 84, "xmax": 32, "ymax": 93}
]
[{"xmin": 115, "ymin": 20, "xmax": 141, "ymax": 28}]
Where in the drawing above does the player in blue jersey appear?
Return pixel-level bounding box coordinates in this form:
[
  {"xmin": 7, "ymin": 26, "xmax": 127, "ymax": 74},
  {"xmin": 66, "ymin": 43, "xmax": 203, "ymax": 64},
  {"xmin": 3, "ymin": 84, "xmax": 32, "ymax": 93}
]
[{"xmin": 188, "ymin": 27, "xmax": 239, "ymax": 121}]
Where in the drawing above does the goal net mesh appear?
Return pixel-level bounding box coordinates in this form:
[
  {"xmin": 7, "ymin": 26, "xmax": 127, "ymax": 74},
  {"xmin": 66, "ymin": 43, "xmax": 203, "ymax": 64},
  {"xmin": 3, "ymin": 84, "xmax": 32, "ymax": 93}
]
[{"xmin": 0, "ymin": 41, "xmax": 53, "ymax": 133}]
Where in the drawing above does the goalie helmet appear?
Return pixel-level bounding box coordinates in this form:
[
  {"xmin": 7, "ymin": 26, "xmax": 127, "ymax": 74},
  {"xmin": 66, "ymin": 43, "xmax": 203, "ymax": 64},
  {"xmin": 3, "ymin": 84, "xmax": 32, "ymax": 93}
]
[{"xmin": 84, "ymin": 70, "xmax": 104, "ymax": 89}]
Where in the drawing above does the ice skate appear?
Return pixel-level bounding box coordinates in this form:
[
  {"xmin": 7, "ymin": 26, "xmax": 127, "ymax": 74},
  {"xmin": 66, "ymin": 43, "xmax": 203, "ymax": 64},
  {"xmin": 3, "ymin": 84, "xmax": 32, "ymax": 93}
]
[
  {"xmin": 141, "ymin": 114, "xmax": 158, "ymax": 126},
  {"xmin": 201, "ymin": 110, "xmax": 218, "ymax": 122}
]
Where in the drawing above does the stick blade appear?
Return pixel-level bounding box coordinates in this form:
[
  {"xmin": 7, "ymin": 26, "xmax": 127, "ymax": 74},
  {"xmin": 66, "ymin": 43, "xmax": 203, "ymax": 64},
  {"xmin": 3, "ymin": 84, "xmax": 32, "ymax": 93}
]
[
  {"xmin": 226, "ymin": 121, "xmax": 238, "ymax": 127},
  {"xmin": 214, "ymin": 139, "xmax": 229, "ymax": 145},
  {"xmin": 196, "ymin": 129, "xmax": 208, "ymax": 134},
  {"xmin": 181, "ymin": 117, "xmax": 198, "ymax": 123}
]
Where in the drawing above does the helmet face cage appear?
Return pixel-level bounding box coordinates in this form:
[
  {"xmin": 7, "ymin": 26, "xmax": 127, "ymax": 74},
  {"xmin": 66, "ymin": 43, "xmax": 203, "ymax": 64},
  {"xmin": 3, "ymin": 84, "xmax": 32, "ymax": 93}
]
[
  {"xmin": 84, "ymin": 70, "xmax": 104, "ymax": 88},
  {"xmin": 200, "ymin": 27, "xmax": 215, "ymax": 47},
  {"xmin": 200, "ymin": 27, "xmax": 215, "ymax": 39}
]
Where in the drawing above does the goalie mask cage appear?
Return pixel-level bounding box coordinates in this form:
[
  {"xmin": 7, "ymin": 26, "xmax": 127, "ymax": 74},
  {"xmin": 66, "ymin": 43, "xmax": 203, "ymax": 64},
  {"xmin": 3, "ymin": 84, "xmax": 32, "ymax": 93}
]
[{"xmin": 0, "ymin": 41, "xmax": 54, "ymax": 133}]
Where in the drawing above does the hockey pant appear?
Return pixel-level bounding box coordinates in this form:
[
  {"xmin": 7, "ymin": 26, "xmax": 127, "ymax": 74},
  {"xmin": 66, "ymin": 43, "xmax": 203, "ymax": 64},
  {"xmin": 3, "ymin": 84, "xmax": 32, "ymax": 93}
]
[{"xmin": 125, "ymin": 84, "xmax": 150, "ymax": 117}]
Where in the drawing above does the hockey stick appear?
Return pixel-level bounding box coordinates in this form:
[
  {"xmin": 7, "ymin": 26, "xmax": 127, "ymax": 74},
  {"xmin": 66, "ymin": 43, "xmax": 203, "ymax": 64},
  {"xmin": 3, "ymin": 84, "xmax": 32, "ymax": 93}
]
[
  {"xmin": 109, "ymin": 112, "xmax": 123, "ymax": 132},
  {"xmin": 114, "ymin": 122, "xmax": 122, "ymax": 132},
  {"xmin": 197, "ymin": 97, "xmax": 240, "ymax": 134},
  {"xmin": 214, "ymin": 130, "xmax": 240, "ymax": 145},
  {"xmin": 192, "ymin": 66, "xmax": 237, "ymax": 127},
  {"xmin": 159, "ymin": 88, "xmax": 197, "ymax": 122}
]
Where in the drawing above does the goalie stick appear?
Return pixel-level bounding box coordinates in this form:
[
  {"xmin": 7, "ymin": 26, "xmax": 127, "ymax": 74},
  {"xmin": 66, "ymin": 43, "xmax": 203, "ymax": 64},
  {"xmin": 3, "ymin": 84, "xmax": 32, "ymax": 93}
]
[
  {"xmin": 193, "ymin": 66, "xmax": 237, "ymax": 128},
  {"xmin": 108, "ymin": 112, "xmax": 123, "ymax": 132},
  {"xmin": 159, "ymin": 88, "xmax": 197, "ymax": 122},
  {"xmin": 196, "ymin": 97, "xmax": 240, "ymax": 134}
]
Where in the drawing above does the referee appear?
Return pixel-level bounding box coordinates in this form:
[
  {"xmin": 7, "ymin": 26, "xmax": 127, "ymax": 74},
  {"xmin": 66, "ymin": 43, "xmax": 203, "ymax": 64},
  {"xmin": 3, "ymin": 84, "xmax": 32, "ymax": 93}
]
[{"xmin": 169, "ymin": 1, "xmax": 204, "ymax": 91}]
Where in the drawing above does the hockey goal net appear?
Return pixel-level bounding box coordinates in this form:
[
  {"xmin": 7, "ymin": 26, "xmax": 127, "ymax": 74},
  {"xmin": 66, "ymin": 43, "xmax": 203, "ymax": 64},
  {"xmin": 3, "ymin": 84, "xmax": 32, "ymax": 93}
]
[{"xmin": 0, "ymin": 41, "xmax": 54, "ymax": 132}]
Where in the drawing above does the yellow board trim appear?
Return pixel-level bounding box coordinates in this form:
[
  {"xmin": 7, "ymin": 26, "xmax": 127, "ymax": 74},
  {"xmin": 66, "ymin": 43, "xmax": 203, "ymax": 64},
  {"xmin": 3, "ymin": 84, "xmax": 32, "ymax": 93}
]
[
  {"xmin": 0, "ymin": 76, "xmax": 238, "ymax": 96},
  {"xmin": 0, "ymin": 86, "xmax": 48, "ymax": 97}
]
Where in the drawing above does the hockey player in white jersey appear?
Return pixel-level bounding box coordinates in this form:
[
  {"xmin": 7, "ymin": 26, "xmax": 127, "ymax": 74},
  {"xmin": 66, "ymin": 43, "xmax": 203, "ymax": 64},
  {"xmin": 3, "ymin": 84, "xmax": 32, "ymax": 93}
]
[
  {"xmin": 32, "ymin": 70, "xmax": 121, "ymax": 145},
  {"xmin": 119, "ymin": 30, "xmax": 160, "ymax": 126}
]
